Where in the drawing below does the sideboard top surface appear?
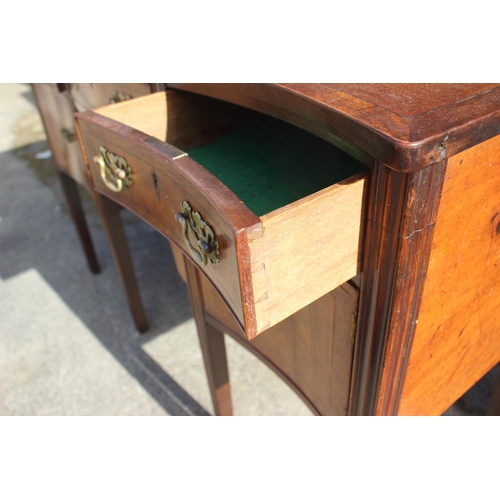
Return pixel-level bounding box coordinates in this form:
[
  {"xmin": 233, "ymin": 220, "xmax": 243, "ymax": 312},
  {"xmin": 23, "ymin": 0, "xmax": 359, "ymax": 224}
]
[
  {"xmin": 168, "ymin": 83, "xmax": 500, "ymax": 172},
  {"xmin": 306, "ymin": 84, "xmax": 497, "ymax": 118}
]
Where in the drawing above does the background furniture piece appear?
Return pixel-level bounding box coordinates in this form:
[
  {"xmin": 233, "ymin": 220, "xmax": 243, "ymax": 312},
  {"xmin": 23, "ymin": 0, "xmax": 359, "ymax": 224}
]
[
  {"xmin": 486, "ymin": 371, "xmax": 500, "ymax": 415},
  {"xmin": 32, "ymin": 83, "xmax": 164, "ymax": 332},
  {"xmin": 74, "ymin": 84, "xmax": 500, "ymax": 415}
]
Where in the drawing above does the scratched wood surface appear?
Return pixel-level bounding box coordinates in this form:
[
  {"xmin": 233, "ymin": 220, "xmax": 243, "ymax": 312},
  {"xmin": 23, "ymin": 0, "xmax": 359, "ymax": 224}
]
[{"xmin": 399, "ymin": 134, "xmax": 500, "ymax": 415}]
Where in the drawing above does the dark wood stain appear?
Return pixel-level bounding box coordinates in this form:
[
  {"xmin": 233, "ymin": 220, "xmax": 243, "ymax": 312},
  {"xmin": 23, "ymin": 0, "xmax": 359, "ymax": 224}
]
[
  {"xmin": 320, "ymin": 83, "xmax": 496, "ymax": 117},
  {"xmin": 348, "ymin": 159, "xmax": 447, "ymax": 415}
]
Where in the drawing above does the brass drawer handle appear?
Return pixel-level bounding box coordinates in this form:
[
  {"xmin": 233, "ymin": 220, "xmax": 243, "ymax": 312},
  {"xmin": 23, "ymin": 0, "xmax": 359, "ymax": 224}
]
[
  {"xmin": 93, "ymin": 146, "xmax": 132, "ymax": 193},
  {"xmin": 109, "ymin": 90, "xmax": 132, "ymax": 104},
  {"xmin": 175, "ymin": 201, "xmax": 220, "ymax": 266}
]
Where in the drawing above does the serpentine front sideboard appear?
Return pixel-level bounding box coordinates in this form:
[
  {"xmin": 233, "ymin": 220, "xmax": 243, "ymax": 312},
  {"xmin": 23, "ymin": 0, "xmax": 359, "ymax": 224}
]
[{"xmin": 71, "ymin": 84, "xmax": 500, "ymax": 416}]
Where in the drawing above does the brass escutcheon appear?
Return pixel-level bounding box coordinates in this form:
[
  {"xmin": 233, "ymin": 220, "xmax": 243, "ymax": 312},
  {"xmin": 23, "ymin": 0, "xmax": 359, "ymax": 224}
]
[
  {"xmin": 109, "ymin": 90, "xmax": 132, "ymax": 104},
  {"xmin": 94, "ymin": 146, "xmax": 132, "ymax": 193},
  {"xmin": 175, "ymin": 201, "xmax": 220, "ymax": 266},
  {"xmin": 60, "ymin": 127, "xmax": 77, "ymax": 143}
]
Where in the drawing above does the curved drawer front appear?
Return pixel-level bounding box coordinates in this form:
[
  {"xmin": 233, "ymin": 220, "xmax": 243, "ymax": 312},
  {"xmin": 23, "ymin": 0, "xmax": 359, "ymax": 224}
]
[
  {"xmin": 77, "ymin": 113, "xmax": 258, "ymax": 328},
  {"xmin": 75, "ymin": 91, "xmax": 367, "ymax": 339}
]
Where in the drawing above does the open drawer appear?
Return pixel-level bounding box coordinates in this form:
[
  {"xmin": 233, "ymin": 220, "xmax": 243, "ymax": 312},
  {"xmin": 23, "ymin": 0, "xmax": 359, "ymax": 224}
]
[{"xmin": 75, "ymin": 91, "xmax": 368, "ymax": 339}]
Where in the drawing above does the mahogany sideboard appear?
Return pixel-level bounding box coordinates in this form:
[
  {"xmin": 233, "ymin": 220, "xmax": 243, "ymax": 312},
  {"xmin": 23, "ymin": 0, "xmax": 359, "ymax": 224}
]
[{"xmin": 69, "ymin": 84, "xmax": 500, "ymax": 416}]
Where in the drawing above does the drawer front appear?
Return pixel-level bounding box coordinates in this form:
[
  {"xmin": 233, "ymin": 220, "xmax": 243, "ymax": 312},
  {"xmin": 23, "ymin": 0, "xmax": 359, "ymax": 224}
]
[
  {"xmin": 70, "ymin": 83, "xmax": 152, "ymax": 112},
  {"xmin": 77, "ymin": 114, "xmax": 259, "ymax": 328}
]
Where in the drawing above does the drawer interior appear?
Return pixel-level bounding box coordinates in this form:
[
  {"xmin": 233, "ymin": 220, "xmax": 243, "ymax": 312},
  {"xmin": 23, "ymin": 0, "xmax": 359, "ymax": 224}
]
[
  {"xmin": 96, "ymin": 90, "xmax": 366, "ymax": 217},
  {"xmin": 187, "ymin": 114, "xmax": 365, "ymax": 216}
]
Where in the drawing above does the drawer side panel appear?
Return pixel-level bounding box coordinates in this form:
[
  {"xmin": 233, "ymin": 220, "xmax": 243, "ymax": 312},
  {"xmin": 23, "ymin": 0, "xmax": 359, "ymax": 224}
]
[{"xmin": 248, "ymin": 173, "xmax": 367, "ymax": 336}]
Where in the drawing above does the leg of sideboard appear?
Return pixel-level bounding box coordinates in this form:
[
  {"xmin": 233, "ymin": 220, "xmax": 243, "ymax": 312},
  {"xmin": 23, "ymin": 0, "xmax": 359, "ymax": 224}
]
[
  {"xmin": 184, "ymin": 257, "xmax": 233, "ymax": 416},
  {"xmin": 201, "ymin": 322, "xmax": 233, "ymax": 416},
  {"xmin": 486, "ymin": 370, "xmax": 500, "ymax": 416},
  {"xmin": 58, "ymin": 171, "xmax": 101, "ymax": 275},
  {"xmin": 94, "ymin": 192, "xmax": 149, "ymax": 333}
]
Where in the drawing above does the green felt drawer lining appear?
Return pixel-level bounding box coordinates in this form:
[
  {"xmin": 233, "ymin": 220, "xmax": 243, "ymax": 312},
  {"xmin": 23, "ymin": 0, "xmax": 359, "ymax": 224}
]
[{"xmin": 187, "ymin": 114, "xmax": 365, "ymax": 217}]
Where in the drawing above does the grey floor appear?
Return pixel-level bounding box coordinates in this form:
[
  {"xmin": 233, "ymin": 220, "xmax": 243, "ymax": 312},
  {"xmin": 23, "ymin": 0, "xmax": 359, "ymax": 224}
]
[{"xmin": 0, "ymin": 83, "xmax": 497, "ymax": 416}]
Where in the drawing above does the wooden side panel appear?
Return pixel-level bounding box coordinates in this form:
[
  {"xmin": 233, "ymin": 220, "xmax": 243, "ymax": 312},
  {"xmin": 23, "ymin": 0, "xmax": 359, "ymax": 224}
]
[
  {"xmin": 31, "ymin": 83, "xmax": 87, "ymax": 186},
  {"xmin": 251, "ymin": 281, "xmax": 358, "ymax": 415},
  {"xmin": 399, "ymin": 134, "xmax": 500, "ymax": 415},
  {"xmin": 95, "ymin": 90, "xmax": 252, "ymax": 151},
  {"xmin": 247, "ymin": 172, "xmax": 366, "ymax": 336},
  {"xmin": 95, "ymin": 92, "xmax": 168, "ymax": 141}
]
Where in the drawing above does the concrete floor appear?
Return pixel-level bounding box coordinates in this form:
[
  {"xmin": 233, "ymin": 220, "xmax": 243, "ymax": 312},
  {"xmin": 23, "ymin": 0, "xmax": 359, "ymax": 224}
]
[{"xmin": 0, "ymin": 83, "xmax": 497, "ymax": 416}]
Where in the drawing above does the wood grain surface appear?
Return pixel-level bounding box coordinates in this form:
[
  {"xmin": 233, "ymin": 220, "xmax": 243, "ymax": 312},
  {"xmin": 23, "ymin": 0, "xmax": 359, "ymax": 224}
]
[
  {"xmin": 346, "ymin": 159, "xmax": 447, "ymax": 415},
  {"xmin": 95, "ymin": 91, "xmax": 168, "ymax": 141},
  {"xmin": 320, "ymin": 84, "xmax": 497, "ymax": 117},
  {"xmin": 399, "ymin": 134, "xmax": 500, "ymax": 415},
  {"xmin": 246, "ymin": 173, "xmax": 366, "ymax": 336}
]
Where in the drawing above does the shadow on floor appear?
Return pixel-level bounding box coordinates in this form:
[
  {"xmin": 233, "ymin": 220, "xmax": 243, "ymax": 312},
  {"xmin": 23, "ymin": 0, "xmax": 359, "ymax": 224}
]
[{"xmin": 1, "ymin": 141, "xmax": 209, "ymax": 415}]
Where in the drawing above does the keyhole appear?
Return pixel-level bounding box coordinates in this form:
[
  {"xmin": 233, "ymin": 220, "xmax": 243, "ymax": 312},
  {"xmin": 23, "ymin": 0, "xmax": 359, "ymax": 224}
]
[{"xmin": 152, "ymin": 172, "xmax": 159, "ymax": 194}]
